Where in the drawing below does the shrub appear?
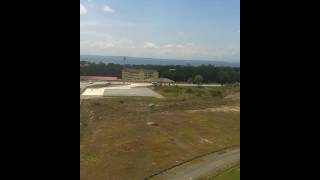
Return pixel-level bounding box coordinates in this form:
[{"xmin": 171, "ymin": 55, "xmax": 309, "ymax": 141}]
[
  {"xmin": 209, "ymin": 90, "xmax": 223, "ymax": 98},
  {"xmin": 185, "ymin": 88, "xmax": 193, "ymax": 93},
  {"xmin": 93, "ymin": 102, "xmax": 101, "ymax": 106}
]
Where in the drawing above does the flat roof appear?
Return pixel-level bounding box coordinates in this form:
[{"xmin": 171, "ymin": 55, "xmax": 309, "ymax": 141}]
[{"xmin": 158, "ymin": 78, "xmax": 175, "ymax": 83}]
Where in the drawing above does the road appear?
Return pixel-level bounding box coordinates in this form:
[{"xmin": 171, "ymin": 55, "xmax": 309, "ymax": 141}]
[{"xmin": 149, "ymin": 147, "xmax": 240, "ymax": 180}]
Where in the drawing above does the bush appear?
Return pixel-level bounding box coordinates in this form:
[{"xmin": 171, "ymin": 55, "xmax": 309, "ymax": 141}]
[
  {"xmin": 185, "ymin": 88, "xmax": 193, "ymax": 93},
  {"xmin": 195, "ymin": 92, "xmax": 202, "ymax": 96},
  {"xmin": 194, "ymin": 89, "xmax": 206, "ymax": 97},
  {"xmin": 93, "ymin": 102, "xmax": 101, "ymax": 106},
  {"xmin": 163, "ymin": 87, "xmax": 182, "ymax": 94},
  {"xmin": 209, "ymin": 90, "xmax": 224, "ymax": 98}
]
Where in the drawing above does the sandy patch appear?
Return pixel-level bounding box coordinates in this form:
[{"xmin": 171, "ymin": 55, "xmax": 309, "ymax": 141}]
[
  {"xmin": 81, "ymin": 83, "xmax": 162, "ymax": 98},
  {"xmin": 186, "ymin": 106, "xmax": 240, "ymax": 113}
]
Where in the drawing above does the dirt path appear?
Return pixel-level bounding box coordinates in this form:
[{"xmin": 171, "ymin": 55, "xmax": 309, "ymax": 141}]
[
  {"xmin": 186, "ymin": 106, "xmax": 240, "ymax": 113},
  {"xmin": 148, "ymin": 147, "xmax": 240, "ymax": 180}
]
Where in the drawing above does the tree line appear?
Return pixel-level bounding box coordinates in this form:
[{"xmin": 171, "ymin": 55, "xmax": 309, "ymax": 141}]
[{"xmin": 80, "ymin": 61, "xmax": 240, "ymax": 84}]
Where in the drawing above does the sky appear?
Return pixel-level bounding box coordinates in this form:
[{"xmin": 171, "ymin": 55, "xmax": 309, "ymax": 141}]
[{"xmin": 80, "ymin": 0, "xmax": 240, "ymax": 62}]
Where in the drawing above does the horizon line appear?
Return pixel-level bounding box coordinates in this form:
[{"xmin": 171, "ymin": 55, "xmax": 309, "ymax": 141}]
[{"xmin": 80, "ymin": 54, "xmax": 240, "ymax": 63}]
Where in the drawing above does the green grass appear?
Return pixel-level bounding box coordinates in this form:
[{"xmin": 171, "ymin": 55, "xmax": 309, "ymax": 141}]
[
  {"xmin": 209, "ymin": 166, "xmax": 240, "ymax": 180},
  {"xmin": 153, "ymin": 85, "xmax": 240, "ymax": 99}
]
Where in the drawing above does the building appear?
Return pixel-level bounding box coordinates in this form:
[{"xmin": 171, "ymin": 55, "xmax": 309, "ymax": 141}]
[
  {"xmin": 122, "ymin": 68, "xmax": 159, "ymax": 82},
  {"xmin": 152, "ymin": 78, "xmax": 175, "ymax": 86}
]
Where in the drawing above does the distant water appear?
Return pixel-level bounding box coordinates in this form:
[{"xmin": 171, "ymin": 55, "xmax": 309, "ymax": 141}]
[{"xmin": 80, "ymin": 55, "xmax": 240, "ymax": 67}]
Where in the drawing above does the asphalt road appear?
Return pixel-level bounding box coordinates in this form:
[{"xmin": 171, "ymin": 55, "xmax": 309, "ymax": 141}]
[{"xmin": 149, "ymin": 148, "xmax": 240, "ymax": 180}]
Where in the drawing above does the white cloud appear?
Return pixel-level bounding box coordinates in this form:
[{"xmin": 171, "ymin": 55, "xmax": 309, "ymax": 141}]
[
  {"xmin": 80, "ymin": 4, "xmax": 87, "ymax": 15},
  {"xmin": 143, "ymin": 42, "xmax": 158, "ymax": 49},
  {"xmin": 163, "ymin": 43, "xmax": 195, "ymax": 48},
  {"xmin": 80, "ymin": 32, "xmax": 135, "ymax": 51},
  {"xmin": 97, "ymin": 42, "xmax": 115, "ymax": 48},
  {"xmin": 80, "ymin": 21, "xmax": 99, "ymax": 28},
  {"xmin": 103, "ymin": 5, "xmax": 115, "ymax": 14},
  {"xmin": 80, "ymin": 30, "xmax": 239, "ymax": 61},
  {"xmin": 164, "ymin": 44, "xmax": 186, "ymax": 49}
]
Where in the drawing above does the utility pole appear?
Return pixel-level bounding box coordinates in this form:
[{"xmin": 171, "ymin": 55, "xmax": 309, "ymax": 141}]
[{"xmin": 146, "ymin": 104, "xmax": 156, "ymax": 126}]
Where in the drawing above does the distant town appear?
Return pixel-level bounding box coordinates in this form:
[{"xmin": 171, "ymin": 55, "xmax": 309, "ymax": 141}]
[{"xmin": 80, "ymin": 59, "xmax": 240, "ymax": 85}]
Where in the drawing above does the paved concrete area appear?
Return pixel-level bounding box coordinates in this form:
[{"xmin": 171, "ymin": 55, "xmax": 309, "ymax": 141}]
[
  {"xmin": 80, "ymin": 81, "xmax": 108, "ymax": 90},
  {"xmin": 81, "ymin": 82, "xmax": 162, "ymax": 98},
  {"xmin": 104, "ymin": 88, "xmax": 163, "ymax": 98}
]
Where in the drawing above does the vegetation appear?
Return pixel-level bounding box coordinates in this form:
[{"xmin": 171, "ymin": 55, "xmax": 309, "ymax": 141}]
[
  {"xmin": 207, "ymin": 166, "xmax": 240, "ymax": 180},
  {"xmin": 154, "ymin": 84, "xmax": 240, "ymax": 99},
  {"xmin": 80, "ymin": 61, "xmax": 240, "ymax": 84},
  {"xmin": 194, "ymin": 75, "xmax": 204, "ymax": 87},
  {"xmin": 80, "ymin": 86, "xmax": 240, "ymax": 180}
]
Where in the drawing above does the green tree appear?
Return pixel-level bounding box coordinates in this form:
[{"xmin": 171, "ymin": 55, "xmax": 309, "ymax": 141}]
[
  {"xmin": 193, "ymin": 75, "xmax": 204, "ymax": 87},
  {"xmin": 80, "ymin": 61, "xmax": 240, "ymax": 84}
]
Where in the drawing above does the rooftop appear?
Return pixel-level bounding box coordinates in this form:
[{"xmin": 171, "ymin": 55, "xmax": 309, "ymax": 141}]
[
  {"xmin": 80, "ymin": 76, "xmax": 118, "ymax": 81},
  {"xmin": 155, "ymin": 78, "xmax": 175, "ymax": 83}
]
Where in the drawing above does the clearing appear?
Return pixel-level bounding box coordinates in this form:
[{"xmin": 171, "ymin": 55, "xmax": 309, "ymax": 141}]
[
  {"xmin": 80, "ymin": 85, "xmax": 240, "ymax": 180},
  {"xmin": 81, "ymin": 83, "xmax": 163, "ymax": 99}
]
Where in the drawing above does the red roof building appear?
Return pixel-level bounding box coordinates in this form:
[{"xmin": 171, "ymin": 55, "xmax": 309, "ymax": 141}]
[{"xmin": 80, "ymin": 76, "xmax": 118, "ymax": 81}]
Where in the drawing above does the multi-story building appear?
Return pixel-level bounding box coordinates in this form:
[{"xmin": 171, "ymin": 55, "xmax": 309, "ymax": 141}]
[{"xmin": 122, "ymin": 68, "xmax": 159, "ymax": 82}]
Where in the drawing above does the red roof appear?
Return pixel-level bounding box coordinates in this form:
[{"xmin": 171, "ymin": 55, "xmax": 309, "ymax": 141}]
[{"xmin": 80, "ymin": 76, "xmax": 118, "ymax": 81}]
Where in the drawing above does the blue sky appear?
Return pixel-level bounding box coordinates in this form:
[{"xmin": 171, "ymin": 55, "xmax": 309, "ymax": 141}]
[{"xmin": 80, "ymin": 0, "xmax": 240, "ymax": 62}]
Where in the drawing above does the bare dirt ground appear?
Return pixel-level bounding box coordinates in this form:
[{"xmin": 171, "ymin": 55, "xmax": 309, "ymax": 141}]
[
  {"xmin": 186, "ymin": 106, "xmax": 240, "ymax": 113},
  {"xmin": 80, "ymin": 86, "xmax": 240, "ymax": 180},
  {"xmin": 224, "ymin": 92, "xmax": 240, "ymax": 100}
]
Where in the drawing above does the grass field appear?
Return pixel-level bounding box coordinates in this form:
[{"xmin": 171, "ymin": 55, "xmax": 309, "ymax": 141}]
[
  {"xmin": 80, "ymin": 85, "xmax": 240, "ymax": 180},
  {"xmin": 208, "ymin": 166, "xmax": 240, "ymax": 180}
]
